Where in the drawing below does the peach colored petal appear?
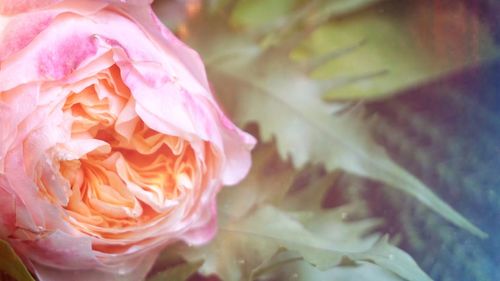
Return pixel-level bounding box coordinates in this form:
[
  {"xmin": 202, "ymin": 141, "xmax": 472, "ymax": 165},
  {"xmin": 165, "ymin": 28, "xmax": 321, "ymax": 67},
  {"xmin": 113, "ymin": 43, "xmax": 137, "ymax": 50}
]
[
  {"xmin": 115, "ymin": 148, "xmax": 194, "ymax": 212},
  {"xmin": 114, "ymin": 97, "xmax": 139, "ymax": 139},
  {"xmin": 57, "ymin": 139, "xmax": 111, "ymax": 160}
]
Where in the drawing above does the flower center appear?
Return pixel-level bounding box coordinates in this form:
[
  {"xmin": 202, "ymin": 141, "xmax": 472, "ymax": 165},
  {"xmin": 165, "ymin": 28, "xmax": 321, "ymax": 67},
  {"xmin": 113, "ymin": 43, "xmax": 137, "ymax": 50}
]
[{"xmin": 54, "ymin": 66, "xmax": 200, "ymax": 237}]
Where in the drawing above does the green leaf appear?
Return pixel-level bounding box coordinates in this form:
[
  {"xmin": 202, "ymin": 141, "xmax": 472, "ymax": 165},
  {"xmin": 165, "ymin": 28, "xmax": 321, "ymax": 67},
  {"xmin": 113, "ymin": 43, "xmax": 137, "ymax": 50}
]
[
  {"xmin": 207, "ymin": 0, "xmax": 232, "ymax": 14},
  {"xmin": 291, "ymin": 1, "xmax": 499, "ymax": 100},
  {"xmin": 235, "ymin": 207, "xmax": 432, "ymax": 281},
  {"xmin": 230, "ymin": 0, "xmax": 298, "ymax": 29},
  {"xmin": 147, "ymin": 261, "xmax": 203, "ymax": 281},
  {"xmin": 178, "ymin": 142, "xmax": 431, "ymax": 281},
  {"xmin": 217, "ymin": 140, "xmax": 297, "ymax": 220},
  {"xmin": 311, "ymin": 0, "xmax": 382, "ymax": 19},
  {"xmin": 301, "ymin": 207, "xmax": 383, "ymax": 251},
  {"xmin": 280, "ymin": 259, "xmax": 405, "ymax": 281},
  {"xmin": 211, "ymin": 60, "xmax": 485, "ymax": 237},
  {"xmin": 0, "ymin": 240, "xmax": 35, "ymax": 281},
  {"xmin": 283, "ymin": 172, "xmax": 339, "ymax": 212},
  {"xmin": 178, "ymin": 141, "xmax": 297, "ymax": 281},
  {"xmin": 183, "ymin": 4, "xmax": 485, "ymax": 237},
  {"xmin": 182, "ymin": 205, "xmax": 432, "ymax": 281}
]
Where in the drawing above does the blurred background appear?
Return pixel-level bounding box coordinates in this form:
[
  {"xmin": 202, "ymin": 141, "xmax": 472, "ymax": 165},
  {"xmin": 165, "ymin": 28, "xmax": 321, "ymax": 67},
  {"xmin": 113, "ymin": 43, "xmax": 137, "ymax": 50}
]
[
  {"xmin": 364, "ymin": 1, "xmax": 500, "ymax": 279},
  {"xmin": 154, "ymin": 0, "xmax": 499, "ymax": 280}
]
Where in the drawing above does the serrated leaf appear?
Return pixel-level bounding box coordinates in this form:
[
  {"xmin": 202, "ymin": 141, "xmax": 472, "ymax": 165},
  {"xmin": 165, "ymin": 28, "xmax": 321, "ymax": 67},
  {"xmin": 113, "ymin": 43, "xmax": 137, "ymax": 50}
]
[
  {"xmin": 302, "ymin": 208, "xmax": 383, "ymax": 251},
  {"xmin": 179, "ymin": 142, "xmax": 385, "ymax": 280},
  {"xmin": 265, "ymin": 252, "xmax": 405, "ymax": 281},
  {"xmin": 178, "ymin": 142, "xmax": 296, "ymax": 280},
  {"xmin": 184, "ymin": 3, "xmax": 494, "ymax": 231},
  {"xmin": 182, "ymin": 205, "xmax": 432, "ymax": 281},
  {"xmin": 210, "ymin": 60, "xmax": 485, "ymax": 237},
  {"xmin": 283, "ymin": 172, "xmax": 338, "ymax": 212},
  {"xmin": 218, "ymin": 140, "xmax": 296, "ymax": 220},
  {"xmin": 185, "ymin": 8, "xmax": 482, "ymax": 239},
  {"xmin": 147, "ymin": 261, "xmax": 203, "ymax": 281},
  {"xmin": 236, "ymin": 207, "xmax": 431, "ymax": 281},
  {"xmin": 283, "ymin": 260, "xmax": 405, "ymax": 281},
  {"xmin": 0, "ymin": 240, "xmax": 35, "ymax": 281},
  {"xmin": 178, "ymin": 143, "xmax": 429, "ymax": 281}
]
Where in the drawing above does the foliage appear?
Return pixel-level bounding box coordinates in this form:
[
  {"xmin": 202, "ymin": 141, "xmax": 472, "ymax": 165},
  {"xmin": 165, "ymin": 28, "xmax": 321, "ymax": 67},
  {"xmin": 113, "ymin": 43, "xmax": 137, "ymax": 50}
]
[
  {"xmin": 146, "ymin": 0, "xmax": 496, "ymax": 280},
  {"xmin": 291, "ymin": 1, "xmax": 498, "ymax": 100},
  {"xmin": 147, "ymin": 260, "xmax": 203, "ymax": 281},
  {"xmin": 183, "ymin": 0, "xmax": 486, "ymax": 237},
  {"xmin": 0, "ymin": 240, "xmax": 35, "ymax": 281},
  {"xmin": 179, "ymin": 141, "xmax": 432, "ymax": 281}
]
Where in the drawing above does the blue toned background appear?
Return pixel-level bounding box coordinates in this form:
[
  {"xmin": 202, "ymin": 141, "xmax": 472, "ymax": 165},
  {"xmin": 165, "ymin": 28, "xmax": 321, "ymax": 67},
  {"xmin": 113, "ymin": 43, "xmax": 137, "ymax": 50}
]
[{"xmin": 364, "ymin": 1, "xmax": 500, "ymax": 280}]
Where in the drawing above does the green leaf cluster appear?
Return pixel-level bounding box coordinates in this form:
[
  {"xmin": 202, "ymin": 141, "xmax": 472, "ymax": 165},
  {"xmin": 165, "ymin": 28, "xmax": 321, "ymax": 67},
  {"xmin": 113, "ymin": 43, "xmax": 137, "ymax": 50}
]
[
  {"xmin": 149, "ymin": 0, "xmax": 496, "ymax": 280},
  {"xmin": 179, "ymin": 142, "xmax": 432, "ymax": 281},
  {"xmin": 184, "ymin": 0, "xmax": 487, "ymax": 237}
]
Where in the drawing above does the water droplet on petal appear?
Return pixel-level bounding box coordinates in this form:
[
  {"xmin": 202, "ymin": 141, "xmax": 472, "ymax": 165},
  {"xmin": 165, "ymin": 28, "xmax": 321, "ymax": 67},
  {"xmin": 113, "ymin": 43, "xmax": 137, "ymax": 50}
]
[
  {"xmin": 117, "ymin": 267, "xmax": 128, "ymax": 275},
  {"xmin": 341, "ymin": 212, "xmax": 348, "ymax": 220}
]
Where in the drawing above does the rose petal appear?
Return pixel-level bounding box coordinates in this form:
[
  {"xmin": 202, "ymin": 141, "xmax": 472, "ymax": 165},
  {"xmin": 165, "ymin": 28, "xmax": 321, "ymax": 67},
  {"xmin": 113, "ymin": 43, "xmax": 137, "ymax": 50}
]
[
  {"xmin": 0, "ymin": 0, "xmax": 153, "ymax": 16},
  {"xmin": 32, "ymin": 247, "xmax": 158, "ymax": 281}
]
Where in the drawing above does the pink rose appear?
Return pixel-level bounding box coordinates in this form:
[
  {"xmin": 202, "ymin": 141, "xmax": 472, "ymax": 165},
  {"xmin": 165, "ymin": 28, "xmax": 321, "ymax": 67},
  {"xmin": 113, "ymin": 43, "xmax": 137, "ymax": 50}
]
[{"xmin": 0, "ymin": 1, "xmax": 255, "ymax": 280}]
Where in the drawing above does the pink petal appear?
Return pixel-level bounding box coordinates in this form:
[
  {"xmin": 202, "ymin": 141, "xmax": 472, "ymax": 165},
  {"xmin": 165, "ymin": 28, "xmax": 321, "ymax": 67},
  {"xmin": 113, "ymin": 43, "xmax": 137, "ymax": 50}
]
[
  {"xmin": 11, "ymin": 231, "xmax": 98, "ymax": 270},
  {"xmin": 0, "ymin": 0, "xmax": 152, "ymax": 15},
  {"xmin": 0, "ymin": 184, "xmax": 17, "ymax": 237},
  {"xmin": 0, "ymin": 0, "xmax": 61, "ymax": 15},
  {"xmin": 32, "ymin": 248, "xmax": 158, "ymax": 281}
]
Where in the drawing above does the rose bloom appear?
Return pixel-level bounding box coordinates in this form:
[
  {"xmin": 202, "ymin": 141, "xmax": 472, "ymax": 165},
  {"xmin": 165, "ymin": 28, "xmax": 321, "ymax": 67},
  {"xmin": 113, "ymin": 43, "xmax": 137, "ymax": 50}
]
[{"xmin": 0, "ymin": 0, "xmax": 255, "ymax": 280}]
